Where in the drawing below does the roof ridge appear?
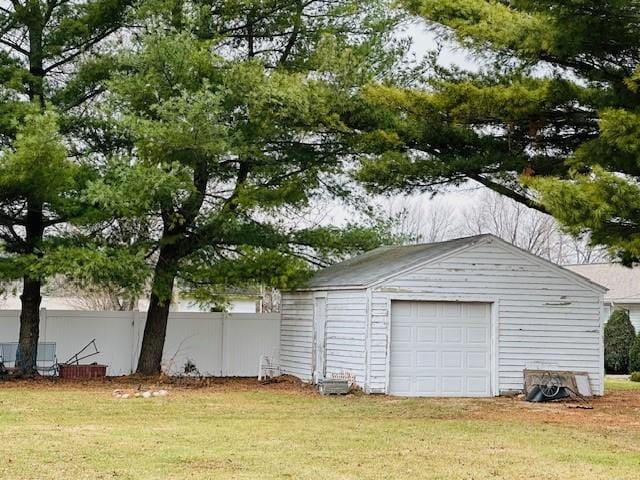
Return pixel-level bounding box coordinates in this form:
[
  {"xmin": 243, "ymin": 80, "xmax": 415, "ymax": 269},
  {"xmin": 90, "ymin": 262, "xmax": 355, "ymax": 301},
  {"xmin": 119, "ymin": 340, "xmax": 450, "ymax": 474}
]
[
  {"xmin": 564, "ymin": 262, "xmax": 624, "ymax": 267},
  {"xmin": 394, "ymin": 233, "xmax": 493, "ymax": 249}
]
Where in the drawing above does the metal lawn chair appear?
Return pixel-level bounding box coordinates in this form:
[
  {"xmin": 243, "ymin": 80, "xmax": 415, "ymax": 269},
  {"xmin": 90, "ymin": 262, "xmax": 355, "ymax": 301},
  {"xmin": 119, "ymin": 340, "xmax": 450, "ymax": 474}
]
[
  {"xmin": 35, "ymin": 342, "xmax": 58, "ymax": 376},
  {"xmin": 0, "ymin": 343, "xmax": 18, "ymax": 367},
  {"xmin": 0, "ymin": 343, "xmax": 18, "ymax": 376},
  {"xmin": 0, "ymin": 342, "xmax": 58, "ymax": 376}
]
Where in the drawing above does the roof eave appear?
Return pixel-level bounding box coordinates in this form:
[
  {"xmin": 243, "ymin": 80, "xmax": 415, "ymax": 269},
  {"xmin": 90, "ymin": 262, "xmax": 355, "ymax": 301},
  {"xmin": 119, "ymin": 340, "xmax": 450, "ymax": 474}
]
[
  {"xmin": 487, "ymin": 237, "xmax": 609, "ymax": 294},
  {"xmin": 607, "ymin": 297, "xmax": 640, "ymax": 304},
  {"xmin": 288, "ymin": 284, "xmax": 368, "ymax": 292}
]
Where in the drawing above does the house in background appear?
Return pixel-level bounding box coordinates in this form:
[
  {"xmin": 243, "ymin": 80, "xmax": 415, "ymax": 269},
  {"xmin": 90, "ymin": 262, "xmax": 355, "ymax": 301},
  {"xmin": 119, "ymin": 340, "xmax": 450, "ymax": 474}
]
[
  {"xmin": 0, "ymin": 283, "xmax": 261, "ymax": 313},
  {"xmin": 280, "ymin": 234, "xmax": 607, "ymax": 397},
  {"xmin": 565, "ymin": 263, "xmax": 640, "ymax": 332}
]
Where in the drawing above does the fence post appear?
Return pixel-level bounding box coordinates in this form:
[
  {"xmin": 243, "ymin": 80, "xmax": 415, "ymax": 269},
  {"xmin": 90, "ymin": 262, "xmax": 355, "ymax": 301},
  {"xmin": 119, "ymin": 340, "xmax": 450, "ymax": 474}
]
[
  {"xmin": 220, "ymin": 312, "xmax": 226, "ymax": 376},
  {"xmin": 40, "ymin": 307, "xmax": 47, "ymax": 343},
  {"xmin": 130, "ymin": 310, "xmax": 137, "ymax": 374}
]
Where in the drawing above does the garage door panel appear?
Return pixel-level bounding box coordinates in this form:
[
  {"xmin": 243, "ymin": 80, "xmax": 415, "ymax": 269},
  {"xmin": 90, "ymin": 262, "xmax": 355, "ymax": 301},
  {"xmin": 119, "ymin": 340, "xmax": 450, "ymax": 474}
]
[
  {"xmin": 393, "ymin": 326, "xmax": 412, "ymax": 342},
  {"xmin": 389, "ymin": 376, "xmax": 411, "ymax": 394},
  {"xmin": 442, "ymin": 351, "xmax": 463, "ymax": 368},
  {"xmin": 390, "ymin": 351, "xmax": 412, "ymax": 368},
  {"xmin": 466, "ymin": 351, "xmax": 488, "ymax": 369},
  {"xmin": 442, "ymin": 303, "xmax": 463, "ymax": 317},
  {"xmin": 417, "ymin": 377, "xmax": 437, "ymax": 394},
  {"xmin": 441, "ymin": 376, "xmax": 464, "ymax": 394},
  {"xmin": 417, "ymin": 327, "xmax": 437, "ymax": 342},
  {"xmin": 467, "ymin": 376, "xmax": 489, "ymax": 394},
  {"xmin": 466, "ymin": 303, "xmax": 490, "ymax": 318},
  {"xmin": 417, "ymin": 351, "xmax": 437, "ymax": 368},
  {"xmin": 390, "ymin": 301, "xmax": 492, "ymax": 397},
  {"xmin": 418, "ymin": 303, "xmax": 438, "ymax": 316},
  {"xmin": 393, "ymin": 301, "xmax": 413, "ymax": 317},
  {"xmin": 467, "ymin": 326, "xmax": 488, "ymax": 343},
  {"xmin": 442, "ymin": 327, "xmax": 463, "ymax": 343}
]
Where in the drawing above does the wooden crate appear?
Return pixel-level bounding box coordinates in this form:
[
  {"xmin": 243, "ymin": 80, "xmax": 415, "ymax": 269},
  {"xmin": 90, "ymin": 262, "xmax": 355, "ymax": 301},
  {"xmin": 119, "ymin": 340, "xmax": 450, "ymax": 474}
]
[{"xmin": 58, "ymin": 363, "xmax": 107, "ymax": 379}]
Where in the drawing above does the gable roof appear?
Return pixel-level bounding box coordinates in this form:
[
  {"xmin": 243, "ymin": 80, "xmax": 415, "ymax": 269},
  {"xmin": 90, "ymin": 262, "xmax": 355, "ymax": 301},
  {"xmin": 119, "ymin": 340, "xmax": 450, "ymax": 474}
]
[
  {"xmin": 308, "ymin": 234, "xmax": 491, "ymax": 289},
  {"xmin": 565, "ymin": 263, "xmax": 640, "ymax": 303},
  {"xmin": 305, "ymin": 234, "xmax": 607, "ymax": 293}
]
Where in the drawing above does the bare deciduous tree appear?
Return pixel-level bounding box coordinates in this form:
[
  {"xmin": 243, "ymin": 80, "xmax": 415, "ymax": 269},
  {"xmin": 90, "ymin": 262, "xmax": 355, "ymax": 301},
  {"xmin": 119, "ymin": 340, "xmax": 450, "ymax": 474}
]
[
  {"xmin": 461, "ymin": 191, "xmax": 557, "ymax": 258},
  {"xmin": 459, "ymin": 191, "xmax": 609, "ymax": 265},
  {"xmin": 380, "ymin": 190, "xmax": 609, "ymax": 265},
  {"xmin": 383, "ymin": 196, "xmax": 457, "ymax": 244}
]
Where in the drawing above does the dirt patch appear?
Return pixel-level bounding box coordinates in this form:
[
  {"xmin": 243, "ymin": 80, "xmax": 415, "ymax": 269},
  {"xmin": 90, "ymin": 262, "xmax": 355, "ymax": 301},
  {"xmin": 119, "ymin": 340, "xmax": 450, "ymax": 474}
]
[{"xmin": 463, "ymin": 390, "xmax": 640, "ymax": 429}]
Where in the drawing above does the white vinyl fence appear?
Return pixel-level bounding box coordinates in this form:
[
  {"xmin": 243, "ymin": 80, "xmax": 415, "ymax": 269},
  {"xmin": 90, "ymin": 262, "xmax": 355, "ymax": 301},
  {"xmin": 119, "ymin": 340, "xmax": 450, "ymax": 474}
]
[{"xmin": 0, "ymin": 310, "xmax": 280, "ymax": 376}]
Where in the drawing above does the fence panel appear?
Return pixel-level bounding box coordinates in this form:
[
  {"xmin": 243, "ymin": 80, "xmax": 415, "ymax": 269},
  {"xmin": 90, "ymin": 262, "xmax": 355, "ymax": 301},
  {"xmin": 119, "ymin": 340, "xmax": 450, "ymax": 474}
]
[
  {"xmin": 0, "ymin": 309, "xmax": 281, "ymax": 377},
  {"xmin": 44, "ymin": 311, "xmax": 135, "ymax": 376},
  {"xmin": 222, "ymin": 314, "xmax": 281, "ymax": 376},
  {"xmin": 161, "ymin": 312, "xmax": 224, "ymax": 376}
]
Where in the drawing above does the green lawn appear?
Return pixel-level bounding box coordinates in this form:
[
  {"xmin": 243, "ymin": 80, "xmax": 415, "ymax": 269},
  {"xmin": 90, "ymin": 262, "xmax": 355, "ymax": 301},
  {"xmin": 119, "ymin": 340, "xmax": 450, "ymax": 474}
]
[
  {"xmin": 0, "ymin": 378, "xmax": 639, "ymax": 479},
  {"xmin": 605, "ymin": 376, "xmax": 640, "ymax": 391}
]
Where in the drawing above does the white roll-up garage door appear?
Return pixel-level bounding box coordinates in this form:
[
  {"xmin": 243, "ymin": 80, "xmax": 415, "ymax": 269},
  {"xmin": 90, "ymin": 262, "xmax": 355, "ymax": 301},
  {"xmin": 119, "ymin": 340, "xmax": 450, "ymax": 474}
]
[{"xmin": 389, "ymin": 301, "xmax": 492, "ymax": 397}]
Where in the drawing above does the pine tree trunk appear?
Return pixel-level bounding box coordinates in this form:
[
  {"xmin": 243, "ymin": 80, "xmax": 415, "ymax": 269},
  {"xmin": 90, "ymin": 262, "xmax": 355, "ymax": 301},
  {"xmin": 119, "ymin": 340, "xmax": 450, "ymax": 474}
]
[
  {"xmin": 16, "ymin": 277, "xmax": 42, "ymax": 375},
  {"xmin": 136, "ymin": 247, "xmax": 178, "ymax": 376},
  {"xmin": 16, "ymin": 201, "xmax": 44, "ymax": 375}
]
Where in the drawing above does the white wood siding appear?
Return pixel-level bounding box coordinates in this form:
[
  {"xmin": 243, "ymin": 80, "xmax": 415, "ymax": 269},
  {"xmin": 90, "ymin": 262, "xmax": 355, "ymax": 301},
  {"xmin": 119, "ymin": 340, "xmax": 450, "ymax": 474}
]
[
  {"xmin": 324, "ymin": 290, "xmax": 368, "ymax": 385},
  {"xmin": 369, "ymin": 294, "xmax": 391, "ymax": 393},
  {"xmin": 369, "ymin": 241, "xmax": 604, "ymax": 395},
  {"xmin": 280, "ymin": 292, "xmax": 314, "ymax": 380}
]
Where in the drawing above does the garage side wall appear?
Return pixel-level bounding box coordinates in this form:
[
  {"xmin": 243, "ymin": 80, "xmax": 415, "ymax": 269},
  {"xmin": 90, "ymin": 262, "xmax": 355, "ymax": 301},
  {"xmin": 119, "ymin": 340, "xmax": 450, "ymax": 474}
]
[
  {"xmin": 324, "ymin": 290, "xmax": 368, "ymax": 385},
  {"xmin": 369, "ymin": 241, "xmax": 604, "ymax": 395},
  {"xmin": 280, "ymin": 291, "xmax": 314, "ymax": 381}
]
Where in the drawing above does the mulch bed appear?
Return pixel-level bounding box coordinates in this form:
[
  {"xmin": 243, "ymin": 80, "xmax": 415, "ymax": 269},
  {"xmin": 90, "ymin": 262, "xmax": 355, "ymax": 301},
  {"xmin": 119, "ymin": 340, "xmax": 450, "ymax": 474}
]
[{"xmin": 0, "ymin": 373, "xmax": 316, "ymax": 393}]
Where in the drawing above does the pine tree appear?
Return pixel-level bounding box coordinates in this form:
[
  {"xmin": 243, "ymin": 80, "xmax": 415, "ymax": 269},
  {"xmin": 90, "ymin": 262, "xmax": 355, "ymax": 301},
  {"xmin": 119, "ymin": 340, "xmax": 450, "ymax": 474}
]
[
  {"xmin": 91, "ymin": 0, "xmax": 401, "ymax": 375},
  {"xmin": 350, "ymin": 1, "xmax": 640, "ymax": 261},
  {"xmin": 0, "ymin": 0, "xmax": 132, "ymax": 373}
]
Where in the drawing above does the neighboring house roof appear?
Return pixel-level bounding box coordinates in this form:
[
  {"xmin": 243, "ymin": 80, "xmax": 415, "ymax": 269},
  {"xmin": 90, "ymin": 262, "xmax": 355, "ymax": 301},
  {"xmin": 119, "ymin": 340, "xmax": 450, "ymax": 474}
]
[
  {"xmin": 565, "ymin": 263, "xmax": 640, "ymax": 304},
  {"xmin": 307, "ymin": 234, "xmax": 607, "ymax": 292}
]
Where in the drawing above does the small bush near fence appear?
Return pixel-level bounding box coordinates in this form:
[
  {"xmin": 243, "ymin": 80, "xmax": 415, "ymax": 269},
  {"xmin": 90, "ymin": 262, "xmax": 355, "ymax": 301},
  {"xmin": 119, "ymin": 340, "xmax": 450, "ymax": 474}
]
[
  {"xmin": 630, "ymin": 372, "xmax": 640, "ymax": 383},
  {"xmin": 604, "ymin": 309, "xmax": 636, "ymax": 374}
]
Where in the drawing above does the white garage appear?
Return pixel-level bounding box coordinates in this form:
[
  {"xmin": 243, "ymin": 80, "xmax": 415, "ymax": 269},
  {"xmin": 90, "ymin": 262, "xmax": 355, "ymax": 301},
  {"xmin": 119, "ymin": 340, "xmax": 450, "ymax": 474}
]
[{"xmin": 280, "ymin": 234, "xmax": 607, "ymax": 397}]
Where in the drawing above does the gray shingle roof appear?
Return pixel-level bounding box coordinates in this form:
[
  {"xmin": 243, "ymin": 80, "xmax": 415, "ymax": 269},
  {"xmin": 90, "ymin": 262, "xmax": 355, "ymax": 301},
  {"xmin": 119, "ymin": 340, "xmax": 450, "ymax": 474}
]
[
  {"xmin": 565, "ymin": 263, "xmax": 640, "ymax": 303},
  {"xmin": 307, "ymin": 234, "xmax": 492, "ymax": 289}
]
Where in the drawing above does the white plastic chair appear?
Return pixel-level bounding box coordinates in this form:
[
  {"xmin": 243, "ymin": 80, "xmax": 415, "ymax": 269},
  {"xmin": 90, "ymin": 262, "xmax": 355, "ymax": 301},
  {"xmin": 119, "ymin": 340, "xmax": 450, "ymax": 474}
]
[{"xmin": 258, "ymin": 352, "xmax": 281, "ymax": 381}]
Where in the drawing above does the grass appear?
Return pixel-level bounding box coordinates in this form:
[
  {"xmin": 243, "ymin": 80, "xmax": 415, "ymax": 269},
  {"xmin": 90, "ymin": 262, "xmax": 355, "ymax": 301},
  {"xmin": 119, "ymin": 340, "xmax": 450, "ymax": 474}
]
[
  {"xmin": 606, "ymin": 376, "xmax": 640, "ymax": 391},
  {"xmin": 0, "ymin": 378, "xmax": 638, "ymax": 479}
]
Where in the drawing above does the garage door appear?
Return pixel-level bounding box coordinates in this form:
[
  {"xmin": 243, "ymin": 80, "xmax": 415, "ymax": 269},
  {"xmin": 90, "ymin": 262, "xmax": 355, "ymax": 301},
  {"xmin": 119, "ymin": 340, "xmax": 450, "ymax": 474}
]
[{"xmin": 389, "ymin": 301, "xmax": 492, "ymax": 397}]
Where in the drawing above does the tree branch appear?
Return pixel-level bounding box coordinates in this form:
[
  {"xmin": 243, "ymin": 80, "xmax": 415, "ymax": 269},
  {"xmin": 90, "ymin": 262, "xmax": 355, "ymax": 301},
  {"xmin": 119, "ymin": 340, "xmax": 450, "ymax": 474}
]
[
  {"xmin": 467, "ymin": 173, "xmax": 548, "ymax": 214},
  {"xmin": 278, "ymin": 0, "xmax": 303, "ymax": 65},
  {"xmin": 43, "ymin": 27, "xmax": 119, "ymax": 73},
  {"xmin": 0, "ymin": 37, "xmax": 28, "ymax": 56}
]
